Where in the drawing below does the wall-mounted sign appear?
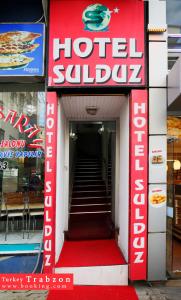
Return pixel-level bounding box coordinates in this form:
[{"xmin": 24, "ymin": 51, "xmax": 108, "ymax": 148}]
[
  {"xmin": 148, "ymin": 184, "xmax": 167, "ymax": 233},
  {"xmin": 150, "ymin": 149, "xmax": 165, "ymax": 165},
  {"xmin": 44, "ymin": 92, "xmax": 58, "ymax": 273},
  {"xmin": 48, "ymin": 0, "xmax": 146, "ymax": 88},
  {"xmin": 0, "ymin": 23, "xmax": 44, "ymax": 76},
  {"xmin": 149, "ymin": 136, "xmax": 167, "ymax": 183},
  {"xmin": 149, "ymin": 187, "xmax": 166, "ymax": 208},
  {"xmin": 129, "ymin": 90, "xmax": 148, "ymax": 280}
]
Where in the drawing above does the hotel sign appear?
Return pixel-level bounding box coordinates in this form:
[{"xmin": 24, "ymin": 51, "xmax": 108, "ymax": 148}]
[
  {"xmin": 48, "ymin": 0, "xmax": 146, "ymax": 87},
  {"xmin": 44, "ymin": 92, "xmax": 57, "ymax": 273},
  {"xmin": 129, "ymin": 90, "xmax": 148, "ymax": 280}
]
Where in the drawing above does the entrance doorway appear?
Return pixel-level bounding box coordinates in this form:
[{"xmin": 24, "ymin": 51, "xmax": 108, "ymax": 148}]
[
  {"xmin": 67, "ymin": 121, "xmax": 116, "ymax": 240},
  {"xmin": 55, "ymin": 94, "xmax": 130, "ymax": 275}
]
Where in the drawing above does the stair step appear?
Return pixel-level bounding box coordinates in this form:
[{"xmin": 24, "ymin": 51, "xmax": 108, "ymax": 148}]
[
  {"xmin": 70, "ymin": 210, "xmax": 111, "ymax": 215},
  {"xmin": 70, "ymin": 204, "xmax": 111, "ymax": 213},
  {"xmin": 72, "ymin": 197, "xmax": 111, "ymax": 205},
  {"xmin": 75, "ymin": 174, "xmax": 102, "ymax": 177},
  {"xmin": 71, "ymin": 203, "xmax": 111, "ymax": 207},
  {"xmin": 75, "ymin": 176, "xmax": 102, "ymax": 180},
  {"xmin": 77, "ymin": 161, "xmax": 100, "ymax": 164},
  {"xmin": 73, "ymin": 185, "xmax": 106, "ymax": 191},
  {"xmin": 72, "ymin": 190, "xmax": 108, "ymax": 197},
  {"xmin": 69, "ymin": 211, "xmax": 112, "ymax": 221},
  {"xmin": 74, "ymin": 180, "xmax": 104, "ymax": 185},
  {"xmin": 75, "ymin": 163, "xmax": 102, "ymax": 169},
  {"xmin": 77, "ymin": 160, "xmax": 100, "ymax": 163},
  {"xmin": 76, "ymin": 167, "xmax": 101, "ymax": 170},
  {"xmin": 75, "ymin": 170, "xmax": 101, "ymax": 175}
]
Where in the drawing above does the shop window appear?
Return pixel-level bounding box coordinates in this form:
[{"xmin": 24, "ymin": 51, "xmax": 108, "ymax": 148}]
[
  {"xmin": 0, "ymin": 92, "xmax": 45, "ymax": 255},
  {"xmin": 167, "ymin": 0, "xmax": 181, "ymax": 34},
  {"xmin": 167, "ymin": 116, "xmax": 181, "ymax": 277}
]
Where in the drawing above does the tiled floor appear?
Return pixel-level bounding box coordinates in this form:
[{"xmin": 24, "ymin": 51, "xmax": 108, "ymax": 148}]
[
  {"xmin": 135, "ymin": 281, "xmax": 181, "ymax": 300},
  {"xmin": 0, "ymin": 290, "xmax": 48, "ymax": 300}
]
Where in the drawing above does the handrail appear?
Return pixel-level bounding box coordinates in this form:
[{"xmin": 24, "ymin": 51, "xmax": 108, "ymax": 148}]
[{"xmin": 102, "ymin": 158, "xmax": 109, "ymax": 196}]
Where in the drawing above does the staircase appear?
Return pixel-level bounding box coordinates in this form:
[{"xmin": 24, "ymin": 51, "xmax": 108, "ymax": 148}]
[
  {"xmin": 173, "ymin": 225, "xmax": 181, "ymax": 240},
  {"xmin": 57, "ymin": 157, "xmax": 128, "ymax": 286},
  {"xmin": 66, "ymin": 157, "xmax": 115, "ymax": 240}
]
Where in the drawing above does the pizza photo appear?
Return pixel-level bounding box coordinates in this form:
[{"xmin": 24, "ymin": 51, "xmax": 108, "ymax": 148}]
[
  {"xmin": 0, "ymin": 43, "xmax": 39, "ymax": 55},
  {"xmin": 0, "ymin": 31, "xmax": 41, "ymax": 55},
  {"xmin": 0, "ymin": 54, "xmax": 34, "ymax": 69},
  {"xmin": 0, "ymin": 31, "xmax": 41, "ymax": 43},
  {"xmin": 0, "ymin": 30, "xmax": 41, "ymax": 70}
]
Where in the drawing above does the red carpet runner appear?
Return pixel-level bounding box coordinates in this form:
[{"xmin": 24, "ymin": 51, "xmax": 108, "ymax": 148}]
[
  {"xmin": 47, "ymin": 286, "xmax": 138, "ymax": 300},
  {"xmin": 56, "ymin": 239, "xmax": 126, "ymax": 267}
]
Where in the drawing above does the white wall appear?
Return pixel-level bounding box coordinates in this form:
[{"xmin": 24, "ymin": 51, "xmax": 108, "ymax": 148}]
[
  {"xmin": 55, "ymin": 98, "xmax": 68, "ymax": 262},
  {"xmin": 117, "ymin": 99, "xmax": 129, "ymax": 262},
  {"xmin": 148, "ymin": 0, "xmax": 167, "ymax": 281},
  {"xmin": 148, "ymin": 0, "xmax": 166, "ymax": 29}
]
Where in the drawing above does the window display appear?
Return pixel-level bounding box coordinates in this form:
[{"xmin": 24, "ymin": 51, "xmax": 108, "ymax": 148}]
[
  {"xmin": 0, "ymin": 92, "xmax": 45, "ymax": 267},
  {"xmin": 167, "ymin": 116, "xmax": 181, "ymax": 277}
]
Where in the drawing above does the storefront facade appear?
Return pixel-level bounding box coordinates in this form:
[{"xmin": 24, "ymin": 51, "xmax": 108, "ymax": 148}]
[
  {"xmin": 0, "ymin": 0, "xmax": 169, "ymax": 283},
  {"xmin": 43, "ymin": 0, "xmax": 167, "ymax": 283}
]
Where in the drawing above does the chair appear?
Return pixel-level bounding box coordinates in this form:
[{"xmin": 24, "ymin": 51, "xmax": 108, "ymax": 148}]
[
  {"xmin": 27, "ymin": 191, "xmax": 44, "ymax": 238},
  {"xmin": 3, "ymin": 192, "xmax": 26, "ymax": 241}
]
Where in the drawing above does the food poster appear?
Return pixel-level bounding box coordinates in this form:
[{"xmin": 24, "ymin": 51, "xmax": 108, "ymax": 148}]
[
  {"xmin": 149, "ymin": 135, "xmax": 167, "ymax": 183},
  {"xmin": 149, "ymin": 186, "xmax": 166, "ymax": 207},
  {"xmin": 149, "ymin": 184, "xmax": 167, "ymax": 232},
  {"xmin": 150, "ymin": 149, "xmax": 165, "ymax": 165},
  {"xmin": 0, "ymin": 23, "xmax": 44, "ymax": 76}
]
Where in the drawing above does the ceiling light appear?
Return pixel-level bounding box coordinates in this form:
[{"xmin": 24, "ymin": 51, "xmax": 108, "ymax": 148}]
[{"xmin": 86, "ymin": 106, "xmax": 98, "ymax": 115}]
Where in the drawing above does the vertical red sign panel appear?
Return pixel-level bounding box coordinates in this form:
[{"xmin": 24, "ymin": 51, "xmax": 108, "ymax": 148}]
[
  {"xmin": 129, "ymin": 90, "xmax": 148, "ymax": 280},
  {"xmin": 43, "ymin": 92, "xmax": 58, "ymax": 273}
]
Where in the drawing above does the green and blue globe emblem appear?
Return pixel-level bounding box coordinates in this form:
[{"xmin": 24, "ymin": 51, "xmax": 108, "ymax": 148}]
[{"xmin": 82, "ymin": 4, "xmax": 111, "ymax": 32}]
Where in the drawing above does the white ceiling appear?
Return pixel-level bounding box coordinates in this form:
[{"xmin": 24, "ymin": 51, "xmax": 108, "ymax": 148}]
[{"xmin": 61, "ymin": 95, "xmax": 127, "ymax": 120}]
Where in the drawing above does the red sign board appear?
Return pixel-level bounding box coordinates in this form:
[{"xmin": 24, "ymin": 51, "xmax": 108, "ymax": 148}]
[
  {"xmin": 129, "ymin": 90, "xmax": 148, "ymax": 280},
  {"xmin": 48, "ymin": 0, "xmax": 146, "ymax": 87},
  {"xmin": 44, "ymin": 92, "xmax": 58, "ymax": 273}
]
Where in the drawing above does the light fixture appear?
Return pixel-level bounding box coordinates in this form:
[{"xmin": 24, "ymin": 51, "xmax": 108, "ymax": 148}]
[
  {"xmin": 173, "ymin": 160, "xmax": 181, "ymax": 170},
  {"xmin": 70, "ymin": 131, "xmax": 78, "ymax": 141},
  {"xmin": 86, "ymin": 106, "xmax": 98, "ymax": 115},
  {"xmin": 70, "ymin": 125, "xmax": 78, "ymax": 141},
  {"xmin": 98, "ymin": 124, "xmax": 104, "ymax": 134}
]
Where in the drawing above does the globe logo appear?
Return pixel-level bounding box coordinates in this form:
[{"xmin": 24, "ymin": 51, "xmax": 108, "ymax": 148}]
[{"xmin": 82, "ymin": 4, "xmax": 111, "ymax": 32}]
